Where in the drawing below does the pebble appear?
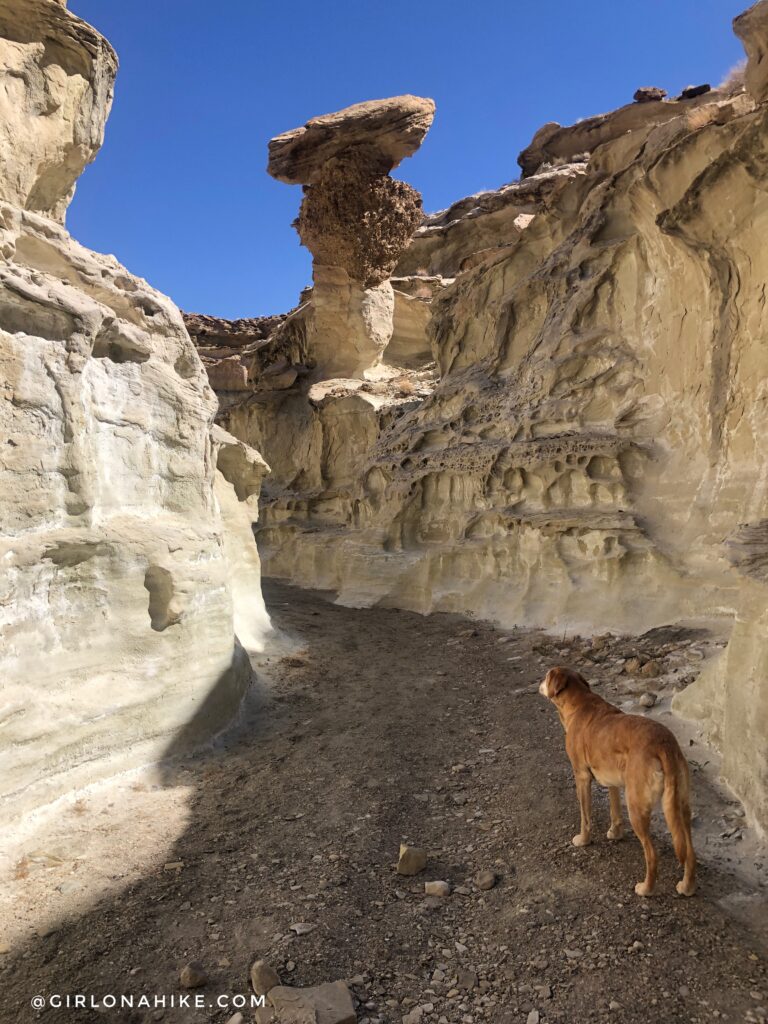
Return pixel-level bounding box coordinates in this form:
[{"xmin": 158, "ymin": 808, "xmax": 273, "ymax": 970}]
[
  {"xmin": 527, "ymin": 1012, "xmax": 540, "ymax": 1024},
  {"xmin": 397, "ymin": 845, "xmax": 428, "ymax": 876},
  {"xmin": 250, "ymin": 958, "xmax": 280, "ymax": 995},
  {"xmin": 227, "ymin": 1015, "xmax": 244, "ymax": 1024},
  {"xmin": 474, "ymin": 870, "xmax": 497, "ymax": 891},
  {"xmin": 457, "ymin": 968, "xmax": 478, "ymax": 990},
  {"xmin": 179, "ymin": 961, "xmax": 207, "ymax": 988},
  {"xmin": 640, "ymin": 660, "xmax": 661, "ymax": 678},
  {"xmin": 290, "ymin": 922, "xmax": 317, "ymax": 935},
  {"xmin": 639, "ymin": 692, "xmax": 657, "ymax": 708},
  {"xmin": 425, "ymin": 880, "xmax": 451, "ymax": 898}
]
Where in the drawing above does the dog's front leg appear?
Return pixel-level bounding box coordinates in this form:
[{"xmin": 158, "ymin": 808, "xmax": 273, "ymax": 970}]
[{"xmin": 572, "ymin": 770, "xmax": 592, "ymax": 847}]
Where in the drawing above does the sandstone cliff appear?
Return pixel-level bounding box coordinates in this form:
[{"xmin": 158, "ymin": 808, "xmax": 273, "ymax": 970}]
[
  {"xmin": 0, "ymin": 0, "xmax": 270, "ymax": 820},
  {"xmin": 193, "ymin": 4, "xmax": 768, "ymax": 832}
]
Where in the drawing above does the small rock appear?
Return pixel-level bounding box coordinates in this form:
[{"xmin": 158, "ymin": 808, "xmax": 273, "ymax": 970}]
[
  {"xmin": 679, "ymin": 985, "xmax": 690, "ymax": 997},
  {"xmin": 227, "ymin": 1014, "xmax": 245, "ymax": 1024},
  {"xmin": 457, "ymin": 968, "xmax": 478, "ymax": 990},
  {"xmin": 640, "ymin": 660, "xmax": 661, "ymax": 679},
  {"xmin": 179, "ymin": 961, "xmax": 207, "ymax": 988},
  {"xmin": 609, "ymin": 1001, "xmax": 621, "ymax": 1011},
  {"xmin": 680, "ymin": 83, "xmax": 711, "ymax": 100},
  {"xmin": 639, "ymin": 692, "xmax": 657, "ymax": 708},
  {"xmin": 527, "ymin": 1012, "xmax": 540, "ymax": 1024},
  {"xmin": 425, "ymin": 880, "xmax": 451, "ymax": 897},
  {"xmin": 564, "ymin": 949, "xmax": 583, "ymax": 960},
  {"xmin": 397, "ymin": 844, "xmax": 428, "ymax": 876},
  {"xmin": 289, "ymin": 922, "xmax": 317, "ymax": 935},
  {"xmin": 633, "ymin": 86, "xmax": 667, "ymax": 103},
  {"xmin": 250, "ymin": 959, "xmax": 280, "ymax": 995},
  {"xmin": 474, "ymin": 870, "xmax": 497, "ymax": 891},
  {"xmin": 624, "ymin": 657, "xmax": 642, "ymax": 673},
  {"xmin": 262, "ymin": 982, "xmax": 356, "ymax": 1024}
]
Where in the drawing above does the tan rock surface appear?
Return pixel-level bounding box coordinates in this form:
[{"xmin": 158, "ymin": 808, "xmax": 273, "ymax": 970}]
[
  {"xmin": 269, "ymin": 96, "xmax": 433, "ymax": 378},
  {"xmin": 267, "ymin": 94, "xmax": 435, "ymax": 185},
  {"xmin": 0, "ymin": 0, "xmax": 117, "ymax": 221},
  {"xmin": 257, "ymin": 982, "xmax": 356, "ymax": 1024},
  {"xmin": 734, "ymin": 0, "xmax": 768, "ymax": 102},
  {"xmin": 210, "ymin": 8, "xmax": 768, "ymax": 830},
  {"xmin": 0, "ymin": 0, "xmax": 270, "ymax": 820}
]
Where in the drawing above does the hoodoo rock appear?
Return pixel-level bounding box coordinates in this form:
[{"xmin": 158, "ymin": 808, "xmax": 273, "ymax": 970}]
[
  {"xmin": 268, "ymin": 96, "xmax": 434, "ymax": 378},
  {"xmin": 0, "ymin": 0, "xmax": 271, "ymax": 820}
]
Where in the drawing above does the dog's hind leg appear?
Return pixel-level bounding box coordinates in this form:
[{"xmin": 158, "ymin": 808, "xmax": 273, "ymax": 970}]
[
  {"xmin": 607, "ymin": 786, "xmax": 625, "ymax": 840},
  {"xmin": 626, "ymin": 789, "xmax": 658, "ymax": 896},
  {"xmin": 572, "ymin": 770, "xmax": 593, "ymax": 847},
  {"xmin": 661, "ymin": 759, "xmax": 697, "ymax": 896}
]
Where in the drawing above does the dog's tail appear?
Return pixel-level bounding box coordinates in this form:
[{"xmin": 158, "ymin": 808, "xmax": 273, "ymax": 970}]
[{"xmin": 660, "ymin": 745, "xmax": 697, "ymax": 895}]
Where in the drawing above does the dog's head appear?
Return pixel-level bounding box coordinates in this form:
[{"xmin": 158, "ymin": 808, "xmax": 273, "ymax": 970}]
[{"xmin": 538, "ymin": 666, "xmax": 590, "ymax": 702}]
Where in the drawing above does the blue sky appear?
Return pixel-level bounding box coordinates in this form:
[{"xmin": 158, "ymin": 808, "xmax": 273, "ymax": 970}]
[{"xmin": 68, "ymin": 0, "xmax": 746, "ymax": 318}]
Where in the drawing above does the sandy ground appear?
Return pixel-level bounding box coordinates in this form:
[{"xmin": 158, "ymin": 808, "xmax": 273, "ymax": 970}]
[{"xmin": 0, "ymin": 581, "xmax": 766, "ymax": 1024}]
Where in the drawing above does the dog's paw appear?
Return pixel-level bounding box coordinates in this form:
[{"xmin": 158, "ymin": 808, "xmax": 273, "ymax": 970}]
[
  {"xmin": 634, "ymin": 881, "xmax": 654, "ymax": 897},
  {"xmin": 676, "ymin": 880, "xmax": 696, "ymax": 897},
  {"xmin": 571, "ymin": 834, "xmax": 590, "ymax": 848},
  {"xmin": 606, "ymin": 825, "xmax": 625, "ymax": 841}
]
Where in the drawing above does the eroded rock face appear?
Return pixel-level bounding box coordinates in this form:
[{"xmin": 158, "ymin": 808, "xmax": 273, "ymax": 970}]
[
  {"xmin": 296, "ymin": 149, "xmax": 423, "ymax": 288},
  {"xmin": 269, "ymin": 95, "xmax": 434, "ymax": 379},
  {"xmin": 734, "ymin": 0, "xmax": 768, "ymax": 102},
  {"xmin": 0, "ymin": 0, "xmax": 270, "ymax": 820},
  {"xmin": 0, "ymin": 0, "xmax": 116, "ymax": 222},
  {"xmin": 208, "ymin": 6, "xmax": 768, "ymax": 830}
]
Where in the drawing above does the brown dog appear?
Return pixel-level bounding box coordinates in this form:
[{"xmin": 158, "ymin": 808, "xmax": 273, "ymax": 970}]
[{"xmin": 539, "ymin": 666, "xmax": 696, "ymax": 897}]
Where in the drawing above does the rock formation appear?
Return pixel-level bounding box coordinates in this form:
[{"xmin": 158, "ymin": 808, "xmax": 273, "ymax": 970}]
[
  {"xmin": 193, "ymin": 3, "xmax": 768, "ymax": 832},
  {"xmin": 0, "ymin": 0, "xmax": 270, "ymax": 820},
  {"xmin": 268, "ymin": 96, "xmax": 435, "ymax": 378}
]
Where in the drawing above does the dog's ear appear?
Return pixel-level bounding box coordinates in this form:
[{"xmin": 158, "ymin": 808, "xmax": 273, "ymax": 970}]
[{"xmin": 550, "ymin": 667, "xmax": 570, "ymax": 696}]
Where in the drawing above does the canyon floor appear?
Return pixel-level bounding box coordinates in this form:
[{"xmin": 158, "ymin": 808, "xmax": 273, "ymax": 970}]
[{"xmin": 1, "ymin": 583, "xmax": 766, "ymax": 1024}]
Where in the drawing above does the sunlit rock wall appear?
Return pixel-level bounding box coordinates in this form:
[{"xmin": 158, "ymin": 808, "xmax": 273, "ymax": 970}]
[{"xmin": 0, "ymin": 0, "xmax": 270, "ymax": 820}]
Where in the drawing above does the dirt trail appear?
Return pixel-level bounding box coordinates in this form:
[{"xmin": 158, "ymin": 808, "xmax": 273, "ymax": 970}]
[{"xmin": 1, "ymin": 582, "xmax": 766, "ymax": 1024}]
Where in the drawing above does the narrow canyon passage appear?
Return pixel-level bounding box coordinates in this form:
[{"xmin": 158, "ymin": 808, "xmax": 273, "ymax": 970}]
[{"xmin": 2, "ymin": 584, "xmax": 766, "ymax": 1024}]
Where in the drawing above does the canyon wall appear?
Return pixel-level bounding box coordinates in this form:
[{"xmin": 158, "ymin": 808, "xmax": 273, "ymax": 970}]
[
  {"xmin": 0, "ymin": 0, "xmax": 270, "ymax": 820},
  {"xmin": 192, "ymin": 5, "xmax": 768, "ymax": 831}
]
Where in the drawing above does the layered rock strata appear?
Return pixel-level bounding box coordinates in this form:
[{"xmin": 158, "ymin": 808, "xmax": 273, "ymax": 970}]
[{"xmin": 0, "ymin": 0, "xmax": 270, "ymax": 819}]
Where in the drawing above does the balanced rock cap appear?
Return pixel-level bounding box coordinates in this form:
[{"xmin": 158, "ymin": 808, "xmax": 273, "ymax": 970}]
[{"xmin": 268, "ymin": 94, "xmax": 436, "ymax": 185}]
